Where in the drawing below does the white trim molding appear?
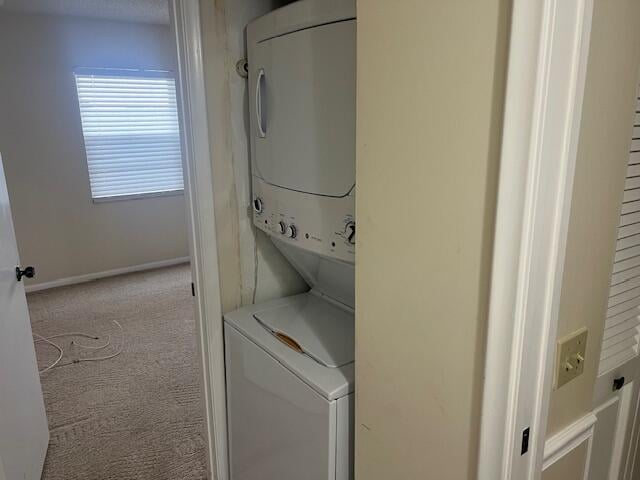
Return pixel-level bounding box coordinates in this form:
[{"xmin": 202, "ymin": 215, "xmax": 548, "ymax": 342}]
[
  {"xmin": 478, "ymin": 0, "xmax": 594, "ymax": 479},
  {"xmin": 543, "ymin": 413, "xmax": 597, "ymax": 473},
  {"xmin": 25, "ymin": 257, "xmax": 190, "ymax": 293},
  {"xmin": 625, "ymin": 386, "xmax": 640, "ymax": 480},
  {"xmin": 170, "ymin": 2, "xmax": 229, "ymax": 480}
]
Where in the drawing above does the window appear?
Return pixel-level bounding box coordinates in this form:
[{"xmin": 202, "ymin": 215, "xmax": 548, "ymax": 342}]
[{"xmin": 74, "ymin": 68, "xmax": 184, "ymax": 201}]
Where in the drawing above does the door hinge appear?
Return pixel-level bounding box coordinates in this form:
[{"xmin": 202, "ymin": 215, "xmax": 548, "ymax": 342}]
[
  {"xmin": 521, "ymin": 427, "xmax": 531, "ymax": 455},
  {"xmin": 191, "ymin": 282, "xmax": 196, "ymax": 297}
]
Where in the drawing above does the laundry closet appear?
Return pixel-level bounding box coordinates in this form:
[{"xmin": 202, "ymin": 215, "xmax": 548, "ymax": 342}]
[
  {"xmin": 198, "ymin": 0, "xmax": 511, "ymax": 478},
  {"xmin": 222, "ymin": 1, "xmax": 356, "ymax": 479}
]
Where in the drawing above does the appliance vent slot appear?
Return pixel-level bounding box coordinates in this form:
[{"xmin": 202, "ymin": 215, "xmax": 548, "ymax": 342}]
[{"xmin": 599, "ymin": 96, "xmax": 640, "ymax": 376}]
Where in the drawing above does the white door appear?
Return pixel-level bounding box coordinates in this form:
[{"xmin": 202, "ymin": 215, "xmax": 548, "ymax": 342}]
[
  {"xmin": 587, "ymin": 92, "xmax": 640, "ymax": 480},
  {"xmin": 248, "ymin": 20, "xmax": 356, "ymax": 197},
  {"xmin": 0, "ymin": 153, "xmax": 49, "ymax": 480},
  {"xmin": 589, "ymin": 368, "xmax": 640, "ymax": 480}
]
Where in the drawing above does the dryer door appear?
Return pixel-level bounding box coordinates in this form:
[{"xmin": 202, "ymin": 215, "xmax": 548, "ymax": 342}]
[{"xmin": 249, "ymin": 20, "xmax": 356, "ymax": 197}]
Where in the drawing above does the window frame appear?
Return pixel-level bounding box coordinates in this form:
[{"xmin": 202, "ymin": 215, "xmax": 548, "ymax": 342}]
[{"xmin": 74, "ymin": 67, "xmax": 185, "ymax": 203}]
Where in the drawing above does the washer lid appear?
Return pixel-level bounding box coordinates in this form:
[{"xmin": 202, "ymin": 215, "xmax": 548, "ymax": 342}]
[{"xmin": 253, "ymin": 293, "xmax": 354, "ymax": 368}]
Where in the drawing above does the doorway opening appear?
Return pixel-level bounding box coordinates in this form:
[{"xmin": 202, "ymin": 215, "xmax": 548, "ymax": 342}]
[{"xmin": 0, "ymin": 1, "xmax": 209, "ymax": 478}]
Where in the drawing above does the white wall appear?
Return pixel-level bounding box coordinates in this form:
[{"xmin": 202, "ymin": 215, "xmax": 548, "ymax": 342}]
[
  {"xmin": 0, "ymin": 12, "xmax": 189, "ymax": 286},
  {"xmin": 354, "ymin": 1, "xmax": 510, "ymax": 479},
  {"xmin": 200, "ymin": 0, "xmax": 307, "ymax": 313}
]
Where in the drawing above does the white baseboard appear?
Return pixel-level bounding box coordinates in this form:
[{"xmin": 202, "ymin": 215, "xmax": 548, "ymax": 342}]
[
  {"xmin": 25, "ymin": 257, "xmax": 191, "ymax": 293},
  {"xmin": 543, "ymin": 412, "xmax": 597, "ymax": 473}
]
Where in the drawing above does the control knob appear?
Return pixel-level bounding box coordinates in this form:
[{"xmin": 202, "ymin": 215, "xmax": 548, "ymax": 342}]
[
  {"xmin": 278, "ymin": 221, "xmax": 287, "ymax": 234},
  {"xmin": 346, "ymin": 221, "xmax": 356, "ymax": 245},
  {"xmin": 253, "ymin": 197, "xmax": 263, "ymax": 214},
  {"xmin": 285, "ymin": 224, "xmax": 297, "ymax": 239}
]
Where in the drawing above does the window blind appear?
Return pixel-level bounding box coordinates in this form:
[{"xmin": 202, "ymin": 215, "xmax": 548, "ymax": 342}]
[
  {"xmin": 598, "ymin": 96, "xmax": 640, "ymax": 376},
  {"xmin": 74, "ymin": 69, "xmax": 184, "ymax": 200}
]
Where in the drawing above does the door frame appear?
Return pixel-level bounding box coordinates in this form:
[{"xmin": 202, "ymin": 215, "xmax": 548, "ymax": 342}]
[
  {"xmin": 477, "ymin": 0, "xmax": 594, "ymax": 479},
  {"xmin": 169, "ymin": 2, "xmax": 229, "ymax": 480}
]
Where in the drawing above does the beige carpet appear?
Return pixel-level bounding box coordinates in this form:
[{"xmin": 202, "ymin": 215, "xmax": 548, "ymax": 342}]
[{"xmin": 28, "ymin": 264, "xmax": 208, "ymax": 480}]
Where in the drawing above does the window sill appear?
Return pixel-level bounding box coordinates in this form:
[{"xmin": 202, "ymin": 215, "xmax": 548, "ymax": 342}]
[{"xmin": 92, "ymin": 189, "xmax": 184, "ymax": 204}]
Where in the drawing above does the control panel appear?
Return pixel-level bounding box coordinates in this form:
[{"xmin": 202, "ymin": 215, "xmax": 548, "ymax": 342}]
[{"xmin": 252, "ymin": 177, "xmax": 355, "ymax": 263}]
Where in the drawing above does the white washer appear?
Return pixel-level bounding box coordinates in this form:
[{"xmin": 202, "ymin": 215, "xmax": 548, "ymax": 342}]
[{"xmin": 224, "ymin": 293, "xmax": 354, "ymax": 480}]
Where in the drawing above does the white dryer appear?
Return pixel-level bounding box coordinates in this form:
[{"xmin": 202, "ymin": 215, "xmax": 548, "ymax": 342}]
[
  {"xmin": 248, "ymin": 0, "xmax": 356, "ymax": 262},
  {"xmin": 224, "ymin": 0, "xmax": 356, "ymax": 479}
]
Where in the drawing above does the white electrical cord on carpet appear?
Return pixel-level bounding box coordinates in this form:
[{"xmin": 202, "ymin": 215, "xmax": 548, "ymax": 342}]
[
  {"xmin": 33, "ymin": 333, "xmax": 64, "ymax": 374},
  {"xmin": 34, "ymin": 320, "xmax": 124, "ymax": 374},
  {"xmin": 67, "ymin": 320, "xmax": 124, "ymax": 364},
  {"xmin": 73, "ymin": 335, "xmax": 111, "ymax": 350}
]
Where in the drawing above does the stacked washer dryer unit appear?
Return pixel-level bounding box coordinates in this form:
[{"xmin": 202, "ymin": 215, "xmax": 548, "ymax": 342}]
[{"xmin": 223, "ymin": 1, "xmax": 356, "ymax": 480}]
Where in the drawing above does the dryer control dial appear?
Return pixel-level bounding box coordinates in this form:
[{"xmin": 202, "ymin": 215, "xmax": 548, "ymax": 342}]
[
  {"xmin": 285, "ymin": 224, "xmax": 297, "ymax": 239},
  {"xmin": 278, "ymin": 221, "xmax": 287, "ymax": 234},
  {"xmin": 253, "ymin": 197, "xmax": 263, "ymax": 214},
  {"xmin": 346, "ymin": 221, "xmax": 356, "ymax": 245}
]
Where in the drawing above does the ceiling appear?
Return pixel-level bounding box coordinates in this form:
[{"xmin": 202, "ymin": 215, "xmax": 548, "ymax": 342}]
[{"xmin": 0, "ymin": 0, "xmax": 169, "ymax": 25}]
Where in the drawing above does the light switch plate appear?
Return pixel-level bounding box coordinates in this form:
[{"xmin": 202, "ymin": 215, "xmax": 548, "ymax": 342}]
[{"xmin": 555, "ymin": 327, "xmax": 588, "ymax": 389}]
